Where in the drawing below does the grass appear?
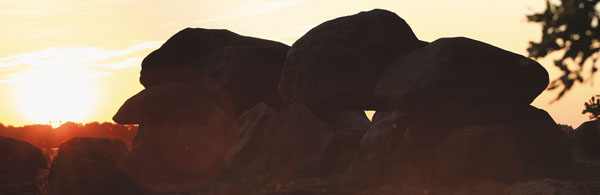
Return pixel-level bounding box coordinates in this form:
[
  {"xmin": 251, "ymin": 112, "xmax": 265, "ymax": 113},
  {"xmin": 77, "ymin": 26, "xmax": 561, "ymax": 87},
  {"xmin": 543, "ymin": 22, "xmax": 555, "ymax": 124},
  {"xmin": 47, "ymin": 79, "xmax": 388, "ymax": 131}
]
[{"xmin": 35, "ymin": 169, "xmax": 49, "ymax": 195}]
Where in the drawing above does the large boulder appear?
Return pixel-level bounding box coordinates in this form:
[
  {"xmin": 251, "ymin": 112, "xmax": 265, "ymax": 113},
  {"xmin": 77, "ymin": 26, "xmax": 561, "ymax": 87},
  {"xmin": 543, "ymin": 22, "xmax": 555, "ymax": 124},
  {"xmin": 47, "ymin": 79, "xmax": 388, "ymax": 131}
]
[
  {"xmin": 47, "ymin": 137, "xmax": 147, "ymax": 195},
  {"xmin": 574, "ymin": 120, "xmax": 600, "ymax": 159},
  {"xmin": 0, "ymin": 136, "xmax": 46, "ymax": 177},
  {"xmin": 0, "ymin": 137, "xmax": 46, "ymax": 195},
  {"xmin": 260, "ymin": 103, "xmax": 334, "ymax": 177},
  {"xmin": 223, "ymin": 103, "xmax": 275, "ymax": 178},
  {"xmin": 499, "ymin": 106, "xmax": 573, "ymax": 179},
  {"xmin": 204, "ymin": 45, "xmax": 289, "ymax": 116},
  {"xmin": 311, "ymin": 111, "xmax": 369, "ymax": 176},
  {"xmin": 347, "ymin": 112, "xmax": 411, "ymax": 186},
  {"xmin": 279, "ymin": 9, "xmax": 426, "ymax": 111},
  {"xmin": 140, "ymin": 28, "xmax": 286, "ymax": 88},
  {"xmin": 349, "ymin": 112, "xmax": 454, "ymax": 193},
  {"xmin": 376, "ymin": 37, "xmax": 548, "ymax": 113},
  {"xmin": 115, "ymin": 82, "xmax": 233, "ymax": 192},
  {"xmin": 114, "ymin": 82, "xmax": 201, "ymax": 124}
]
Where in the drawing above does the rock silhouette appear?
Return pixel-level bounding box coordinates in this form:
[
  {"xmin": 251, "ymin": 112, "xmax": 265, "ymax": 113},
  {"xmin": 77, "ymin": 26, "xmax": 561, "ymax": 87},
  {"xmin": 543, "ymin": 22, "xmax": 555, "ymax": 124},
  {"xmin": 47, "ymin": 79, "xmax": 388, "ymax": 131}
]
[
  {"xmin": 204, "ymin": 45, "xmax": 289, "ymax": 116},
  {"xmin": 376, "ymin": 37, "xmax": 549, "ymax": 113},
  {"xmin": 0, "ymin": 136, "xmax": 46, "ymax": 177},
  {"xmin": 0, "ymin": 136, "xmax": 46, "ymax": 195},
  {"xmin": 348, "ymin": 107, "xmax": 571, "ymax": 193},
  {"xmin": 248, "ymin": 103, "xmax": 333, "ymax": 177},
  {"xmin": 140, "ymin": 28, "xmax": 286, "ymax": 89},
  {"xmin": 349, "ymin": 37, "xmax": 566, "ymax": 193},
  {"xmin": 104, "ymin": 8, "xmax": 577, "ymax": 194},
  {"xmin": 222, "ymin": 103, "xmax": 368, "ymax": 181},
  {"xmin": 347, "ymin": 112, "xmax": 409, "ymax": 187},
  {"xmin": 574, "ymin": 120, "xmax": 600, "ymax": 159},
  {"xmin": 115, "ymin": 82, "xmax": 233, "ymax": 192},
  {"xmin": 47, "ymin": 137, "xmax": 147, "ymax": 195},
  {"xmin": 500, "ymin": 106, "xmax": 572, "ymax": 179},
  {"xmin": 223, "ymin": 103, "xmax": 275, "ymax": 177},
  {"xmin": 279, "ymin": 9, "xmax": 426, "ymax": 111},
  {"xmin": 431, "ymin": 124, "xmax": 525, "ymax": 190}
]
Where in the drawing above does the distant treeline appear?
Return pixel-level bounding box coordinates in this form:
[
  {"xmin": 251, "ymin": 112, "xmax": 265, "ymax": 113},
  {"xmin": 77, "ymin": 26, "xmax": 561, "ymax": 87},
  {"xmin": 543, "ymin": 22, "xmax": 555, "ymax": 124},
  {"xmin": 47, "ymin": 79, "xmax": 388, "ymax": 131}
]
[{"xmin": 0, "ymin": 122, "xmax": 137, "ymax": 149}]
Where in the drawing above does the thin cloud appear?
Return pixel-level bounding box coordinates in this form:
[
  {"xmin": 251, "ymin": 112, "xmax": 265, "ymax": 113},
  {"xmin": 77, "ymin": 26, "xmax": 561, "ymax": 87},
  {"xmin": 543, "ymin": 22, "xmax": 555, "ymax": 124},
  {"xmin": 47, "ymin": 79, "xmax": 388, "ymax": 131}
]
[
  {"xmin": 0, "ymin": 41, "xmax": 161, "ymax": 69},
  {"xmin": 0, "ymin": 41, "xmax": 162, "ymax": 83},
  {"xmin": 94, "ymin": 57, "xmax": 144, "ymax": 69}
]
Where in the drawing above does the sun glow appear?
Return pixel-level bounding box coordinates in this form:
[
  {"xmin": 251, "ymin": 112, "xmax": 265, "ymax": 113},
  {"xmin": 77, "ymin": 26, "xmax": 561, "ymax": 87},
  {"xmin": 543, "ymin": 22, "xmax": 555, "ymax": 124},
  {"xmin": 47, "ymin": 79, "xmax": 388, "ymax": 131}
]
[{"xmin": 15, "ymin": 65, "xmax": 98, "ymax": 124}]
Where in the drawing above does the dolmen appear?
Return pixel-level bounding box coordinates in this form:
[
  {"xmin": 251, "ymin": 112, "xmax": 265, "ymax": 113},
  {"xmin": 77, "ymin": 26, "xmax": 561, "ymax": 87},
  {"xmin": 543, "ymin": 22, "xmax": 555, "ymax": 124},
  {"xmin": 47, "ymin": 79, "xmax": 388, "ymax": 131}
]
[
  {"xmin": 104, "ymin": 8, "xmax": 573, "ymax": 194},
  {"xmin": 348, "ymin": 33, "xmax": 570, "ymax": 193}
]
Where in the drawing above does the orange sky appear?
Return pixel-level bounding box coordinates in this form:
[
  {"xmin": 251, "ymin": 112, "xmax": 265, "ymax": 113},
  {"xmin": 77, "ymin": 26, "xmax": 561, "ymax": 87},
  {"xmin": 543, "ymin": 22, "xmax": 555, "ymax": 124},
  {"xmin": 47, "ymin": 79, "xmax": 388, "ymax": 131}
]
[{"xmin": 0, "ymin": 0, "xmax": 598, "ymax": 127}]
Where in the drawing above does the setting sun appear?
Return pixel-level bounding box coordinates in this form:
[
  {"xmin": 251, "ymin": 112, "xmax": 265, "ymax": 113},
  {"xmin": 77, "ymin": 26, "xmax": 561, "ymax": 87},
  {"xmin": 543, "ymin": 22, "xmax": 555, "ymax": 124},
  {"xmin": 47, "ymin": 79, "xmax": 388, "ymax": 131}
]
[{"xmin": 14, "ymin": 64, "xmax": 97, "ymax": 124}]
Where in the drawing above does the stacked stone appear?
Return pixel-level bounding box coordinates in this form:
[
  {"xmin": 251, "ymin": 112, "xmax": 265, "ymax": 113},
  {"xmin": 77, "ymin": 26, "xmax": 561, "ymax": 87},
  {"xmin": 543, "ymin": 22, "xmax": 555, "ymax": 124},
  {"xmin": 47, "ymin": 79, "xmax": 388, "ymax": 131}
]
[{"xmin": 98, "ymin": 8, "xmax": 572, "ymax": 193}]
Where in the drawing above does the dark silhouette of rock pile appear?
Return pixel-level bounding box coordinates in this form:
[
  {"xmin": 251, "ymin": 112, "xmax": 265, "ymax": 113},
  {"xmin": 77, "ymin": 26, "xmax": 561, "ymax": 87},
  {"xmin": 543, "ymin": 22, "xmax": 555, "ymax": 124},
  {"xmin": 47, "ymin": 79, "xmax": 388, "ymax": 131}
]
[
  {"xmin": 113, "ymin": 25, "xmax": 370, "ymax": 192},
  {"xmin": 0, "ymin": 136, "xmax": 46, "ymax": 195},
  {"xmin": 80, "ymin": 8, "xmax": 577, "ymax": 194},
  {"xmin": 347, "ymin": 36, "xmax": 572, "ymax": 193}
]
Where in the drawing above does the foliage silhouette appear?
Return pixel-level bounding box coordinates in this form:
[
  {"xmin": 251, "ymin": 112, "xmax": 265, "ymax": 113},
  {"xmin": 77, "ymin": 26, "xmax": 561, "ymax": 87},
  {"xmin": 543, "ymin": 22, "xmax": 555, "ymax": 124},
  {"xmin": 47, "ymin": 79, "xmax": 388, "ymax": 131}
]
[
  {"xmin": 528, "ymin": 0, "xmax": 600, "ymax": 100},
  {"xmin": 583, "ymin": 95, "xmax": 600, "ymax": 119}
]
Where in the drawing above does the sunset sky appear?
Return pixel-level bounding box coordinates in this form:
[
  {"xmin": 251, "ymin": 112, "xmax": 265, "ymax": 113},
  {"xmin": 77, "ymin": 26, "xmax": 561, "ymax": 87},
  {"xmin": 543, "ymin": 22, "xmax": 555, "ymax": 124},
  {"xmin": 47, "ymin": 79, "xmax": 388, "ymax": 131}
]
[{"xmin": 0, "ymin": 0, "xmax": 598, "ymax": 127}]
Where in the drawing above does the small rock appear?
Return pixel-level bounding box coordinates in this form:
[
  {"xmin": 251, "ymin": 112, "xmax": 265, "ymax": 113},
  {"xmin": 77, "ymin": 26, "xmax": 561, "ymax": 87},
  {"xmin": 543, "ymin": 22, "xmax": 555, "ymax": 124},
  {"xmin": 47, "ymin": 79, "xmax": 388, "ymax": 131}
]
[{"xmin": 47, "ymin": 137, "xmax": 147, "ymax": 195}]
